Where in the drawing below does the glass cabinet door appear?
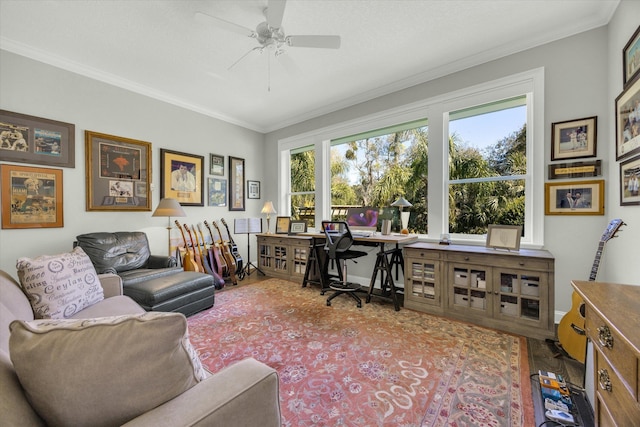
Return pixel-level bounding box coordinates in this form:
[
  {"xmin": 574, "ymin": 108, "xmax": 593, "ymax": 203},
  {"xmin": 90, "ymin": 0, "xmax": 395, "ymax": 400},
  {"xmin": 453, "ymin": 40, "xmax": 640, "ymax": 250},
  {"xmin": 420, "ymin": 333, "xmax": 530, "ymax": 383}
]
[
  {"xmin": 495, "ymin": 271, "xmax": 545, "ymax": 323},
  {"xmin": 407, "ymin": 259, "xmax": 439, "ymax": 306},
  {"xmin": 449, "ymin": 264, "xmax": 489, "ymax": 313}
]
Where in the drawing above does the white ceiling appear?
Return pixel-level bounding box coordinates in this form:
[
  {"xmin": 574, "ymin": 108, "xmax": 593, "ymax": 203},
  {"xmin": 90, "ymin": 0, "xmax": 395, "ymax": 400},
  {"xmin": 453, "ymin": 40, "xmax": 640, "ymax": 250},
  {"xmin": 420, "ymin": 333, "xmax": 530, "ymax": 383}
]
[{"xmin": 0, "ymin": 0, "xmax": 619, "ymax": 133}]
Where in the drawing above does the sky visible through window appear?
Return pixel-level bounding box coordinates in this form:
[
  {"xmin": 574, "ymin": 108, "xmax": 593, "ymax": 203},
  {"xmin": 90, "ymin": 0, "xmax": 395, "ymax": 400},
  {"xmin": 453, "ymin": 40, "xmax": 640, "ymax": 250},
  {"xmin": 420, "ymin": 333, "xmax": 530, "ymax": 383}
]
[{"xmin": 450, "ymin": 106, "xmax": 526, "ymax": 153}]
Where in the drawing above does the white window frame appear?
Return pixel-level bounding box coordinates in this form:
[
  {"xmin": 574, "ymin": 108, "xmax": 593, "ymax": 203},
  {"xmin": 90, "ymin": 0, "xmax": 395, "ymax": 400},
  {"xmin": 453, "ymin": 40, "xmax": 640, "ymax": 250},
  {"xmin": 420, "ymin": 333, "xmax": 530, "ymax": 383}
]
[{"xmin": 277, "ymin": 68, "xmax": 545, "ymax": 248}]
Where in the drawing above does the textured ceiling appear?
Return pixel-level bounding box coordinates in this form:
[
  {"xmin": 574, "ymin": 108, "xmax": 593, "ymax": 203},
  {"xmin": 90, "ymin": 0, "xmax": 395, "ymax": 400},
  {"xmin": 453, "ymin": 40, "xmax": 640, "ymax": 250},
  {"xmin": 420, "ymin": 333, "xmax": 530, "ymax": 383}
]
[{"xmin": 0, "ymin": 0, "xmax": 619, "ymax": 132}]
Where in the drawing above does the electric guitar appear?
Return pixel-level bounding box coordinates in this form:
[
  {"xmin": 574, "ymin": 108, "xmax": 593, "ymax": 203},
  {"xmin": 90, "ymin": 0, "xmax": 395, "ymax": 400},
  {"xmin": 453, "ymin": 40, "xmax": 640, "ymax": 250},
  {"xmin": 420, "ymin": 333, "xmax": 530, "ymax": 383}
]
[
  {"xmin": 204, "ymin": 220, "xmax": 228, "ymax": 277},
  {"xmin": 175, "ymin": 220, "xmax": 199, "ymax": 272},
  {"xmin": 183, "ymin": 223, "xmax": 205, "ymax": 273},
  {"xmin": 212, "ymin": 220, "xmax": 238, "ymax": 285},
  {"xmin": 220, "ymin": 218, "xmax": 244, "ymax": 275},
  {"xmin": 557, "ymin": 218, "xmax": 625, "ymax": 363}
]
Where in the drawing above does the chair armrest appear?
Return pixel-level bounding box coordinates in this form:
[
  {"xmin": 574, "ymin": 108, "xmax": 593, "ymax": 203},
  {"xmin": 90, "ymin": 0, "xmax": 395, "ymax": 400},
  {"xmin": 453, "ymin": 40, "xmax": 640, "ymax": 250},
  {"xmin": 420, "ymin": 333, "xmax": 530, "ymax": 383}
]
[
  {"xmin": 121, "ymin": 358, "xmax": 281, "ymax": 427},
  {"xmin": 147, "ymin": 255, "xmax": 178, "ymax": 269},
  {"xmin": 98, "ymin": 273, "xmax": 123, "ymax": 298}
]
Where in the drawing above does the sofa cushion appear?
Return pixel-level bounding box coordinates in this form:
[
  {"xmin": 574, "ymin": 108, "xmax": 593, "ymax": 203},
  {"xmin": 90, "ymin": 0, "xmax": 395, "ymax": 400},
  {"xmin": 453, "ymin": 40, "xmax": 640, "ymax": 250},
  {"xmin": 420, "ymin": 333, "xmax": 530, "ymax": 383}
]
[
  {"xmin": 16, "ymin": 247, "xmax": 104, "ymax": 319},
  {"xmin": 9, "ymin": 312, "xmax": 206, "ymax": 427},
  {"xmin": 75, "ymin": 231, "xmax": 151, "ymax": 274},
  {"xmin": 0, "ymin": 350, "xmax": 45, "ymax": 426}
]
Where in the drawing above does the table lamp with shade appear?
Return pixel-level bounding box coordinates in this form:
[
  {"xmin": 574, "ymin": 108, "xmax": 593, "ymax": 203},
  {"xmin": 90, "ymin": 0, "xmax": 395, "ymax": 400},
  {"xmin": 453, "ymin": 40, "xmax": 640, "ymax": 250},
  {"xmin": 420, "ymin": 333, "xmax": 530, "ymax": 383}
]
[
  {"xmin": 391, "ymin": 196, "xmax": 412, "ymax": 234},
  {"xmin": 261, "ymin": 201, "xmax": 277, "ymax": 234},
  {"xmin": 152, "ymin": 198, "xmax": 187, "ymax": 256}
]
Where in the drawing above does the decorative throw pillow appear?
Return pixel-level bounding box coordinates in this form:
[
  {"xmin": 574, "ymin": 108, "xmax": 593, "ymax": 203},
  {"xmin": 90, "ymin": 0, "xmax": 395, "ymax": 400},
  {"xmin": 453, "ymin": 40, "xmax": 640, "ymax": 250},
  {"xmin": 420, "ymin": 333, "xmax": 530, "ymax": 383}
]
[
  {"xmin": 9, "ymin": 312, "xmax": 206, "ymax": 427},
  {"xmin": 16, "ymin": 246, "xmax": 104, "ymax": 319}
]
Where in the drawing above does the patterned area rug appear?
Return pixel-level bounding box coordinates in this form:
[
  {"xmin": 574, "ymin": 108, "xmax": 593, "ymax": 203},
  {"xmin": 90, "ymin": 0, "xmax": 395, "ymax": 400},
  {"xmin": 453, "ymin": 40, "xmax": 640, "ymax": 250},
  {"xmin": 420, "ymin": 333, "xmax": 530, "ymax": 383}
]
[{"xmin": 188, "ymin": 279, "xmax": 534, "ymax": 427}]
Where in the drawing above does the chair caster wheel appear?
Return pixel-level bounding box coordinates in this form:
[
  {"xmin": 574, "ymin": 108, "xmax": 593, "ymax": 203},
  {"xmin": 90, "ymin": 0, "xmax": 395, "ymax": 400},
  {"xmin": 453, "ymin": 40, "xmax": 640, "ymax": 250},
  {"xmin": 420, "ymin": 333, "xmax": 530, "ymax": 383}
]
[
  {"xmin": 326, "ymin": 301, "xmax": 331, "ymax": 306},
  {"xmin": 357, "ymin": 303, "xmax": 362, "ymax": 308}
]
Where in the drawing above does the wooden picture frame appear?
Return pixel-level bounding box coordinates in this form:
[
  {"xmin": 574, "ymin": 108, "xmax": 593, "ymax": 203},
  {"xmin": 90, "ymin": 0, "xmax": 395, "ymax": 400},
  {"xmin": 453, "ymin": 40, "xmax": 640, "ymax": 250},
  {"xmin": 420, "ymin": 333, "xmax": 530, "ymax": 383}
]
[
  {"xmin": 620, "ymin": 154, "xmax": 640, "ymax": 206},
  {"xmin": 615, "ymin": 74, "xmax": 640, "ymax": 161},
  {"xmin": 160, "ymin": 148, "xmax": 204, "ymax": 206},
  {"xmin": 228, "ymin": 156, "xmax": 245, "ymax": 211},
  {"xmin": 207, "ymin": 177, "xmax": 227, "ymax": 207},
  {"xmin": 1, "ymin": 164, "xmax": 63, "ymax": 229},
  {"xmin": 551, "ymin": 116, "xmax": 597, "ymax": 161},
  {"xmin": 247, "ymin": 180, "xmax": 260, "ymax": 199},
  {"xmin": 623, "ymin": 24, "xmax": 640, "ymax": 87},
  {"xmin": 545, "ymin": 179, "xmax": 605, "ymax": 215},
  {"xmin": 548, "ymin": 160, "xmax": 602, "ymax": 180},
  {"xmin": 209, "ymin": 153, "xmax": 224, "ymax": 176},
  {"xmin": 85, "ymin": 131, "xmax": 151, "ymax": 211},
  {"xmin": 275, "ymin": 216, "xmax": 291, "ymax": 234},
  {"xmin": 486, "ymin": 225, "xmax": 522, "ymax": 251},
  {"xmin": 288, "ymin": 220, "xmax": 307, "ymax": 235},
  {"xmin": 0, "ymin": 109, "xmax": 75, "ymax": 168}
]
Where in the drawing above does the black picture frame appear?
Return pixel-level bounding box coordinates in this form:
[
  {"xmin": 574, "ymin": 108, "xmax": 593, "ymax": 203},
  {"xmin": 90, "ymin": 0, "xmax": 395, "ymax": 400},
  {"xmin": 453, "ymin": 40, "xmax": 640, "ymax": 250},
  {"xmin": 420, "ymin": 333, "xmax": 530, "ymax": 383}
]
[
  {"xmin": 551, "ymin": 116, "xmax": 597, "ymax": 161},
  {"xmin": 228, "ymin": 156, "xmax": 245, "ymax": 211},
  {"xmin": 623, "ymin": 24, "xmax": 640, "ymax": 87},
  {"xmin": 247, "ymin": 180, "xmax": 260, "ymax": 199},
  {"xmin": 275, "ymin": 216, "xmax": 291, "ymax": 234},
  {"xmin": 288, "ymin": 220, "xmax": 307, "ymax": 235},
  {"xmin": 160, "ymin": 148, "xmax": 204, "ymax": 207},
  {"xmin": 209, "ymin": 153, "xmax": 224, "ymax": 176},
  {"xmin": 615, "ymin": 74, "xmax": 640, "ymax": 161},
  {"xmin": 548, "ymin": 160, "xmax": 602, "ymax": 180},
  {"xmin": 620, "ymin": 154, "xmax": 640, "ymax": 206}
]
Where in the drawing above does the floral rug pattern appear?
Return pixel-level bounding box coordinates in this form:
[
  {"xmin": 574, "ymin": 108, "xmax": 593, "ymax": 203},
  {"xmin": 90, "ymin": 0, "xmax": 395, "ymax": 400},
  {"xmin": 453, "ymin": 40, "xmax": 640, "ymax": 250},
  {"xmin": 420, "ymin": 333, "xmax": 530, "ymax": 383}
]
[{"xmin": 187, "ymin": 279, "xmax": 533, "ymax": 426}]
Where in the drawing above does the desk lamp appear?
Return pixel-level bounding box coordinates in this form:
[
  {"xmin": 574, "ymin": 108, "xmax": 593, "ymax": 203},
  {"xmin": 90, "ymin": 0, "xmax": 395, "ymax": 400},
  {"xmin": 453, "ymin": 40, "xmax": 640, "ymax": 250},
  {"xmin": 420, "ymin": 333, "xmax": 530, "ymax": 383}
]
[
  {"xmin": 261, "ymin": 201, "xmax": 277, "ymax": 234},
  {"xmin": 152, "ymin": 198, "xmax": 187, "ymax": 255},
  {"xmin": 391, "ymin": 196, "xmax": 412, "ymax": 234}
]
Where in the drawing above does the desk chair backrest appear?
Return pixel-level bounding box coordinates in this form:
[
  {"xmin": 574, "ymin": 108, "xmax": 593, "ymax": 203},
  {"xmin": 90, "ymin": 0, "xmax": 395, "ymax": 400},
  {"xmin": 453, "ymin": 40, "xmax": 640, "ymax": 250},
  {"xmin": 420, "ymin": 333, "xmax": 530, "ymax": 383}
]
[{"xmin": 322, "ymin": 221, "xmax": 355, "ymax": 259}]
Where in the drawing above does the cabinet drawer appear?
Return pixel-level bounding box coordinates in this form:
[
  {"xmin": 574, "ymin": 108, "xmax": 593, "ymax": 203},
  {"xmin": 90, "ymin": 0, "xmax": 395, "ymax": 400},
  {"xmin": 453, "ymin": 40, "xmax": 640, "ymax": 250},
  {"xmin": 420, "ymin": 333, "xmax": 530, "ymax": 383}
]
[
  {"xmin": 595, "ymin": 349, "xmax": 640, "ymax": 426},
  {"xmin": 290, "ymin": 239, "xmax": 311, "ymax": 248},
  {"xmin": 585, "ymin": 306, "xmax": 637, "ymax": 399},
  {"xmin": 405, "ymin": 249, "xmax": 441, "ymax": 260}
]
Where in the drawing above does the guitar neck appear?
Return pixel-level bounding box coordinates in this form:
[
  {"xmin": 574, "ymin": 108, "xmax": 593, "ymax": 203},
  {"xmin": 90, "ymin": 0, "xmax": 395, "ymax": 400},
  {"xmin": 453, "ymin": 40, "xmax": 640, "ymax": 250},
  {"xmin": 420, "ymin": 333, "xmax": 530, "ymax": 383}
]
[{"xmin": 589, "ymin": 244, "xmax": 604, "ymax": 281}]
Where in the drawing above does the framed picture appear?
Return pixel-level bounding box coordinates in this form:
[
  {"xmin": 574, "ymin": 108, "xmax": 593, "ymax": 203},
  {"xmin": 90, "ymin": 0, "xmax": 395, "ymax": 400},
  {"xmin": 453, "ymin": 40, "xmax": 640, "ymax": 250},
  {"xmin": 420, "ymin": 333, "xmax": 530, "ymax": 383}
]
[
  {"xmin": 289, "ymin": 220, "xmax": 307, "ymax": 235},
  {"xmin": 210, "ymin": 153, "xmax": 224, "ymax": 176},
  {"xmin": 247, "ymin": 180, "xmax": 260, "ymax": 199},
  {"xmin": 486, "ymin": 225, "xmax": 522, "ymax": 251},
  {"xmin": 551, "ymin": 116, "xmax": 597, "ymax": 161},
  {"xmin": 275, "ymin": 216, "xmax": 291, "ymax": 234},
  {"xmin": 544, "ymin": 179, "xmax": 605, "ymax": 215},
  {"xmin": 623, "ymin": 24, "xmax": 640, "ymax": 87},
  {"xmin": 0, "ymin": 109, "xmax": 75, "ymax": 168},
  {"xmin": 620, "ymin": 154, "xmax": 640, "ymax": 206},
  {"xmin": 615, "ymin": 74, "xmax": 640, "ymax": 161},
  {"xmin": 548, "ymin": 160, "xmax": 602, "ymax": 180},
  {"xmin": 160, "ymin": 149, "xmax": 204, "ymax": 206},
  {"xmin": 85, "ymin": 131, "xmax": 151, "ymax": 211},
  {"xmin": 228, "ymin": 156, "xmax": 245, "ymax": 211},
  {"xmin": 1, "ymin": 164, "xmax": 63, "ymax": 229},
  {"xmin": 207, "ymin": 177, "xmax": 227, "ymax": 207}
]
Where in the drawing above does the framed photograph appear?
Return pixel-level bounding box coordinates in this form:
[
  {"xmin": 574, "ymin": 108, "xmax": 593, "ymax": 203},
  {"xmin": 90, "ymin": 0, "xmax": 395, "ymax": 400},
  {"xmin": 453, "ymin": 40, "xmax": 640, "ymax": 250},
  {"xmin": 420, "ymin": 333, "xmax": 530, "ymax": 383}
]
[
  {"xmin": 228, "ymin": 156, "xmax": 245, "ymax": 211},
  {"xmin": 623, "ymin": 24, "xmax": 640, "ymax": 87},
  {"xmin": 210, "ymin": 153, "xmax": 224, "ymax": 176},
  {"xmin": 545, "ymin": 179, "xmax": 605, "ymax": 216},
  {"xmin": 1, "ymin": 164, "xmax": 63, "ymax": 229},
  {"xmin": 247, "ymin": 180, "xmax": 260, "ymax": 199},
  {"xmin": 620, "ymin": 155, "xmax": 640, "ymax": 206},
  {"xmin": 207, "ymin": 177, "xmax": 227, "ymax": 207},
  {"xmin": 0, "ymin": 109, "xmax": 75, "ymax": 168},
  {"xmin": 551, "ymin": 116, "xmax": 597, "ymax": 161},
  {"xmin": 288, "ymin": 220, "xmax": 308, "ymax": 235},
  {"xmin": 85, "ymin": 131, "xmax": 151, "ymax": 211},
  {"xmin": 275, "ymin": 216, "xmax": 291, "ymax": 234},
  {"xmin": 615, "ymin": 74, "xmax": 640, "ymax": 161},
  {"xmin": 548, "ymin": 160, "xmax": 602, "ymax": 180},
  {"xmin": 160, "ymin": 149, "xmax": 204, "ymax": 206},
  {"xmin": 486, "ymin": 225, "xmax": 522, "ymax": 251}
]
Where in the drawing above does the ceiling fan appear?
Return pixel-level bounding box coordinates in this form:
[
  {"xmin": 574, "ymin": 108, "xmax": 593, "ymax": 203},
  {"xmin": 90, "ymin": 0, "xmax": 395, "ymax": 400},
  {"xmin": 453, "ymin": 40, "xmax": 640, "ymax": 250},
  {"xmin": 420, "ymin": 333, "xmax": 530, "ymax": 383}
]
[{"xmin": 196, "ymin": 0, "xmax": 341, "ymax": 73}]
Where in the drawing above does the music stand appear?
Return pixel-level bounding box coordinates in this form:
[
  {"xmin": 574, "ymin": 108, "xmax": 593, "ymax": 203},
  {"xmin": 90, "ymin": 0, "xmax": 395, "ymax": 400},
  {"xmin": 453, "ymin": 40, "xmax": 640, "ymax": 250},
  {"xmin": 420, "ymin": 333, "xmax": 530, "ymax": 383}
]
[{"xmin": 234, "ymin": 218, "xmax": 264, "ymax": 277}]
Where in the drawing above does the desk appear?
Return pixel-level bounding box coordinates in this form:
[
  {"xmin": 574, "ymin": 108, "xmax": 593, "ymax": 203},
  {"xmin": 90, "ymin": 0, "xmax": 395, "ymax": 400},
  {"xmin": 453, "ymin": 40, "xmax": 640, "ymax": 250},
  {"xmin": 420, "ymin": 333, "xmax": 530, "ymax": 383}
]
[{"xmin": 301, "ymin": 233, "xmax": 418, "ymax": 311}]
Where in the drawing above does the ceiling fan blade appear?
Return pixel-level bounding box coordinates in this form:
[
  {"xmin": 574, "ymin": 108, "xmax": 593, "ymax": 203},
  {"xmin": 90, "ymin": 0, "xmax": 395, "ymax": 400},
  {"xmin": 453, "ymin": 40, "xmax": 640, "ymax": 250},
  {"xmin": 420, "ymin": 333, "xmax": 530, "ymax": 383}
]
[
  {"xmin": 276, "ymin": 52, "xmax": 301, "ymax": 77},
  {"xmin": 286, "ymin": 35, "xmax": 341, "ymax": 49},
  {"xmin": 228, "ymin": 47, "xmax": 262, "ymax": 70},
  {"xmin": 195, "ymin": 11, "xmax": 255, "ymax": 38},
  {"xmin": 267, "ymin": 0, "xmax": 287, "ymax": 29}
]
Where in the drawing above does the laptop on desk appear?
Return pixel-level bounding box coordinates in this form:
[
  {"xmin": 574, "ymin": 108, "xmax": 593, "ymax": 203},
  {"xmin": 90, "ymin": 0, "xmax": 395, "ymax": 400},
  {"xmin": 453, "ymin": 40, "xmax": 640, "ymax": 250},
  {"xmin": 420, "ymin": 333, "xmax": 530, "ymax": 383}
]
[{"xmin": 346, "ymin": 207, "xmax": 378, "ymax": 237}]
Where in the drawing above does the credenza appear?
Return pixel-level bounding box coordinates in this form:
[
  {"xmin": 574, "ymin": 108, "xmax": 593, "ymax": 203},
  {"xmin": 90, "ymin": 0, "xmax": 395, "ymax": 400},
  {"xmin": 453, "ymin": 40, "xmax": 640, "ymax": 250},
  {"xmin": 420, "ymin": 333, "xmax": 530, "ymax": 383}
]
[
  {"xmin": 403, "ymin": 242, "xmax": 555, "ymax": 340},
  {"xmin": 572, "ymin": 280, "xmax": 640, "ymax": 426},
  {"xmin": 256, "ymin": 234, "xmax": 313, "ymax": 281}
]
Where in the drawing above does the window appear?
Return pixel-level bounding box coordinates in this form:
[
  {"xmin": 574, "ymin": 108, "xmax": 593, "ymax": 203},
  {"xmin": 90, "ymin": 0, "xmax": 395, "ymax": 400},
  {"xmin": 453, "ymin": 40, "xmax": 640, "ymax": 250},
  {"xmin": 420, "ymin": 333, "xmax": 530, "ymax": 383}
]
[
  {"xmin": 278, "ymin": 69, "xmax": 544, "ymax": 247},
  {"xmin": 289, "ymin": 145, "xmax": 316, "ymax": 228}
]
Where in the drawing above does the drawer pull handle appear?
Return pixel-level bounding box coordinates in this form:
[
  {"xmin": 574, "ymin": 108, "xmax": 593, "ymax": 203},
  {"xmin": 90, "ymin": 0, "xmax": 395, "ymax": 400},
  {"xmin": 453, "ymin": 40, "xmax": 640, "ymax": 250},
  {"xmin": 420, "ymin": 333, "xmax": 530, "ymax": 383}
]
[
  {"xmin": 597, "ymin": 325, "xmax": 614, "ymax": 349},
  {"xmin": 598, "ymin": 369, "xmax": 612, "ymax": 392},
  {"xmin": 464, "ymin": 257, "xmax": 469, "ymax": 261}
]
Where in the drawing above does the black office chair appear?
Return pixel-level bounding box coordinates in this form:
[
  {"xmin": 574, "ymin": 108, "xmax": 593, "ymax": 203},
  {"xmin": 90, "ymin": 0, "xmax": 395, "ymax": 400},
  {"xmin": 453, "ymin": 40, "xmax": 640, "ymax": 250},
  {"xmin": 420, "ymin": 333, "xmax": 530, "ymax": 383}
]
[{"xmin": 322, "ymin": 221, "xmax": 368, "ymax": 308}]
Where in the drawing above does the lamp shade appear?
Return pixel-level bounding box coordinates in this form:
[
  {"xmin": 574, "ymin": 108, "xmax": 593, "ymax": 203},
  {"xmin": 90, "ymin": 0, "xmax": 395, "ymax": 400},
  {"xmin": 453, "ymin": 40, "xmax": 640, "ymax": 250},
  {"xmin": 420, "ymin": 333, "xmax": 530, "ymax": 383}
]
[
  {"xmin": 391, "ymin": 196, "xmax": 412, "ymax": 208},
  {"xmin": 261, "ymin": 201, "xmax": 277, "ymax": 215},
  {"xmin": 152, "ymin": 198, "xmax": 186, "ymax": 217}
]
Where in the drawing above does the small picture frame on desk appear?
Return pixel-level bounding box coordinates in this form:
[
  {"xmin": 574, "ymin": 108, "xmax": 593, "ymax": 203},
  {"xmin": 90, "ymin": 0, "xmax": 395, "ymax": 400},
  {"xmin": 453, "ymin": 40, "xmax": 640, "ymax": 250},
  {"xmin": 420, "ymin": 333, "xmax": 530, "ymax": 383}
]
[
  {"xmin": 288, "ymin": 220, "xmax": 307, "ymax": 235},
  {"xmin": 486, "ymin": 224, "xmax": 522, "ymax": 251},
  {"xmin": 275, "ymin": 216, "xmax": 291, "ymax": 234}
]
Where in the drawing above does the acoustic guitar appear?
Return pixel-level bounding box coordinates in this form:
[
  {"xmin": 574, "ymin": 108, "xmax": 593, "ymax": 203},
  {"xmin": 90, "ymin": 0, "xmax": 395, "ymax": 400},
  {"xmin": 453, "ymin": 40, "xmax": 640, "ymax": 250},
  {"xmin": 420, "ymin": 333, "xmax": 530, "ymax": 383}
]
[
  {"xmin": 212, "ymin": 220, "xmax": 238, "ymax": 286},
  {"xmin": 557, "ymin": 218, "xmax": 625, "ymax": 363},
  {"xmin": 175, "ymin": 220, "xmax": 199, "ymax": 272},
  {"xmin": 197, "ymin": 223, "xmax": 221, "ymax": 278},
  {"xmin": 192, "ymin": 224, "xmax": 225, "ymax": 289},
  {"xmin": 204, "ymin": 220, "xmax": 227, "ymax": 277},
  {"xmin": 221, "ymin": 218, "xmax": 244, "ymax": 276},
  {"xmin": 183, "ymin": 223, "xmax": 206, "ymax": 273}
]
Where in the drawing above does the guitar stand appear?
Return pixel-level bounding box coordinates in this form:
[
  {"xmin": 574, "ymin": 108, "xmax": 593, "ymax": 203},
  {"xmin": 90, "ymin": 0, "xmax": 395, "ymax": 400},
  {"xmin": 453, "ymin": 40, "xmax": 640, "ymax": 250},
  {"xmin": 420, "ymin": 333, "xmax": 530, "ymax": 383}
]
[{"xmin": 240, "ymin": 232, "xmax": 264, "ymax": 279}]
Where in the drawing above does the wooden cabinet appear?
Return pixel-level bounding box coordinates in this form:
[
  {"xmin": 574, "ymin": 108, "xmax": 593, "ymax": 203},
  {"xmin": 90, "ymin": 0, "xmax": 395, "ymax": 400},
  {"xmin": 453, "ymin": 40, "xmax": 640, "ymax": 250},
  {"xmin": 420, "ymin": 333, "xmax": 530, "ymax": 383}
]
[
  {"xmin": 257, "ymin": 234, "xmax": 311, "ymax": 281},
  {"xmin": 404, "ymin": 243, "xmax": 554, "ymax": 340},
  {"xmin": 572, "ymin": 280, "xmax": 640, "ymax": 426}
]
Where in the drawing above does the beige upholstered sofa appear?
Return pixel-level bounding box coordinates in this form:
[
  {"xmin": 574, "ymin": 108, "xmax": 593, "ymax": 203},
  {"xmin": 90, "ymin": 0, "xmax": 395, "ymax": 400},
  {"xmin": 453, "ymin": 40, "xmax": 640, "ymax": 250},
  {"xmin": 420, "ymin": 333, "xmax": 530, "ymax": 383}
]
[{"xmin": 0, "ymin": 269, "xmax": 281, "ymax": 426}]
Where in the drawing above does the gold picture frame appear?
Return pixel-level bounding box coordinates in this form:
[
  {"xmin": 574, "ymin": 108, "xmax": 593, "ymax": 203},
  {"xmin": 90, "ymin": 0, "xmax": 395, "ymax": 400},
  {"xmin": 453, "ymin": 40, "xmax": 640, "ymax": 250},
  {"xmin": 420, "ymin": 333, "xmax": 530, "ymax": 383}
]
[
  {"xmin": 486, "ymin": 225, "xmax": 522, "ymax": 251},
  {"xmin": 85, "ymin": 131, "xmax": 151, "ymax": 211},
  {"xmin": 1, "ymin": 164, "xmax": 64, "ymax": 229},
  {"xmin": 160, "ymin": 148, "xmax": 204, "ymax": 206},
  {"xmin": 545, "ymin": 179, "xmax": 605, "ymax": 215}
]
